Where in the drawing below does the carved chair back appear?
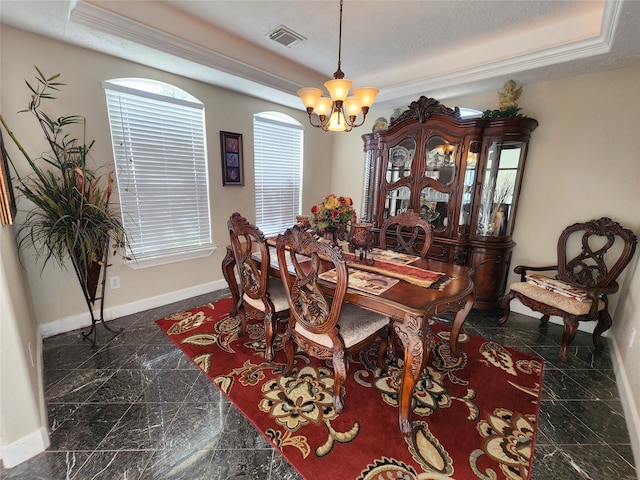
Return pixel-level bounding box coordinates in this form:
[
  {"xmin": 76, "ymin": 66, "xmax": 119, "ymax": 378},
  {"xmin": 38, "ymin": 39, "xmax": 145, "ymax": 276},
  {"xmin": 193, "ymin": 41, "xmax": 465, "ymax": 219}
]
[
  {"xmin": 379, "ymin": 209, "xmax": 433, "ymax": 258},
  {"xmin": 227, "ymin": 212, "xmax": 271, "ymax": 302},
  {"xmin": 276, "ymin": 225, "xmax": 347, "ymax": 340},
  {"xmin": 557, "ymin": 217, "xmax": 637, "ymax": 290}
]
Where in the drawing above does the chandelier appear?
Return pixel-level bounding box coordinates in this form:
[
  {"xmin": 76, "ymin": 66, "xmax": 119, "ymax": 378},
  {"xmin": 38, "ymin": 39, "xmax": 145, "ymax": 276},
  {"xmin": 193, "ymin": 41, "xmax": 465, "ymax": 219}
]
[{"xmin": 297, "ymin": 0, "xmax": 378, "ymax": 132}]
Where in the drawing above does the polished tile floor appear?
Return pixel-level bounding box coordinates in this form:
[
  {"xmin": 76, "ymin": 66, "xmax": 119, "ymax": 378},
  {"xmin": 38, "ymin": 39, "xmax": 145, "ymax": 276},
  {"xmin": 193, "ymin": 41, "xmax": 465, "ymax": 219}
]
[{"xmin": 1, "ymin": 288, "xmax": 637, "ymax": 479}]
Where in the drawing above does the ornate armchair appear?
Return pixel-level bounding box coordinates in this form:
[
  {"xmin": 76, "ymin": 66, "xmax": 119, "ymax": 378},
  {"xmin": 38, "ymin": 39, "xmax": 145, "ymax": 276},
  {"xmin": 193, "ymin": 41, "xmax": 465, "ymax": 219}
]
[
  {"xmin": 499, "ymin": 217, "xmax": 637, "ymax": 362},
  {"xmin": 379, "ymin": 209, "xmax": 433, "ymax": 258},
  {"xmin": 276, "ymin": 226, "xmax": 390, "ymax": 413},
  {"xmin": 227, "ymin": 212, "xmax": 289, "ymax": 362}
]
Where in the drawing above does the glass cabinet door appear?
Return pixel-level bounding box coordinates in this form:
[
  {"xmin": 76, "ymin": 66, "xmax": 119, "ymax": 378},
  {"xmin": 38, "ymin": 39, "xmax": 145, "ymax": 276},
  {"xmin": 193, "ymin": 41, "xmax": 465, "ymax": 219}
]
[
  {"xmin": 383, "ymin": 138, "xmax": 416, "ymax": 219},
  {"xmin": 383, "ymin": 185, "xmax": 411, "ymax": 219},
  {"xmin": 475, "ymin": 140, "xmax": 525, "ymax": 237},
  {"xmin": 386, "ymin": 138, "xmax": 416, "ymax": 184},
  {"xmin": 419, "ymin": 186, "xmax": 450, "ymax": 233},
  {"xmin": 424, "ymin": 135, "xmax": 457, "ymax": 186},
  {"xmin": 459, "ymin": 149, "xmax": 478, "ymax": 235}
]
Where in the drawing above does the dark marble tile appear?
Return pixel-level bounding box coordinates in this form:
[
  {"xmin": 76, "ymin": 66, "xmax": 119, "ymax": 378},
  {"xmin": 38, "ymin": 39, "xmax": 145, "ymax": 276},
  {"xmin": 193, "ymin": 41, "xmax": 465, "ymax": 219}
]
[
  {"xmin": 0, "ymin": 452, "xmax": 91, "ymax": 479},
  {"xmin": 48, "ymin": 402, "xmax": 82, "ymax": 433},
  {"xmin": 43, "ymin": 368, "xmax": 73, "ymax": 391},
  {"xmin": 77, "ymin": 344, "xmax": 143, "ymax": 370},
  {"xmin": 270, "ymin": 452, "xmax": 304, "ymax": 480},
  {"xmin": 532, "ymin": 444, "xmax": 636, "ymax": 480},
  {"xmin": 43, "ymin": 343, "xmax": 101, "ymax": 370},
  {"xmin": 136, "ymin": 369, "xmax": 201, "ymax": 403},
  {"xmin": 45, "ymin": 369, "xmax": 116, "ymax": 404},
  {"xmin": 72, "ymin": 450, "xmax": 153, "ymax": 480},
  {"xmin": 160, "ymin": 402, "xmax": 229, "ymax": 450},
  {"xmin": 206, "ymin": 449, "xmax": 274, "ymax": 480},
  {"xmin": 218, "ymin": 406, "xmax": 271, "ymax": 449},
  {"xmin": 564, "ymin": 399, "xmax": 632, "ymax": 444},
  {"xmin": 43, "ymin": 329, "xmax": 91, "ymax": 348},
  {"xmin": 570, "ymin": 346, "xmax": 614, "ymax": 369},
  {"xmin": 537, "ymin": 401, "xmax": 602, "ymax": 445},
  {"xmin": 120, "ymin": 344, "xmax": 181, "ymax": 370},
  {"xmin": 541, "ymin": 369, "xmax": 594, "ymax": 401},
  {"xmin": 527, "ymin": 345, "xmax": 594, "ymax": 370},
  {"xmin": 184, "ymin": 373, "xmax": 230, "ymax": 404},
  {"xmin": 47, "ymin": 403, "xmax": 131, "ymax": 451},
  {"xmin": 565, "ymin": 368, "xmax": 620, "ymax": 400},
  {"xmin": 97, "ymin": 402, "xmax": 181, "ymax": 450},
  {"xmin": 87, "ymin": 369, "xmax": 159, "ymax": 403},
  {"xmin": 146, "ymin": 328, "xmax": 182, "ymax": 346},
  {"xmin": 138, "ymin": 449, "xmax": 215, "ymax": 480},
  {"xmin": 159, "ymin": 347, "xmax": 202, "ymax": 370},
  {"xmin": 610, "ymin": 443, "xmax": 637, "ymax": 470},
  {"xmin": 107, "ymin": 320, "xmax": 166, "ymax": 345}
]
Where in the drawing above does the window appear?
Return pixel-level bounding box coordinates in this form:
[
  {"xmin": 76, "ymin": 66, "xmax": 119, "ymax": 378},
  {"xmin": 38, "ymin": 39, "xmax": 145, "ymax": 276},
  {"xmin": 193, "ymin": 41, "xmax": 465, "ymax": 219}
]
[
  {"xmin": 103, "ymin": 79, "xmax": 212, "ymax": 267},
  {"xmin": 253, "ymin": 112, "xmax": 303, "ymax": 237}
]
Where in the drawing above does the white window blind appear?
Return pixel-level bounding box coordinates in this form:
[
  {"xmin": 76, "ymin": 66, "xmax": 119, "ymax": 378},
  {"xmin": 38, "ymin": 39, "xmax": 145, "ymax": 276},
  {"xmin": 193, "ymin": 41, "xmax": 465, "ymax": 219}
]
[
  {"xmin": 103, "ymin": 80, "xmax": 212, "ymax": 265},
  {"xmin": 253, "ymin": 114, "xmax": 303, "ymax": 237}
]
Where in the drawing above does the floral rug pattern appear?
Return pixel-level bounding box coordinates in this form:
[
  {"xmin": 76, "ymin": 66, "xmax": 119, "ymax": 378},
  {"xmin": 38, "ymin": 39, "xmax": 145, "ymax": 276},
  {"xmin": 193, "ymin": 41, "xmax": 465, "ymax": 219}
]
[{"xmin": 156, "ymin": 297, "xmax": 543, "ymax": 480}]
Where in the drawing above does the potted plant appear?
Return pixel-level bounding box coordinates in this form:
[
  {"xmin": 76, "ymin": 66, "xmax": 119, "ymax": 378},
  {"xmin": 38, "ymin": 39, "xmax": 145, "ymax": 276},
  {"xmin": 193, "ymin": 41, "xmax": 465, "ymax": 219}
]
[{"xmin": 0, "ymin": 67, "xmax": 125, "ymax": 345}]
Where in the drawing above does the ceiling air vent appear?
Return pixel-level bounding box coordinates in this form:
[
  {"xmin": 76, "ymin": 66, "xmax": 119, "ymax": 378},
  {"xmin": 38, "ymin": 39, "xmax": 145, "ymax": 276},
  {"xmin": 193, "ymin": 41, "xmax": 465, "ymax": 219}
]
[{"xmin": 267, "ymin": 25, "xmax": 306, "ymax": 48}]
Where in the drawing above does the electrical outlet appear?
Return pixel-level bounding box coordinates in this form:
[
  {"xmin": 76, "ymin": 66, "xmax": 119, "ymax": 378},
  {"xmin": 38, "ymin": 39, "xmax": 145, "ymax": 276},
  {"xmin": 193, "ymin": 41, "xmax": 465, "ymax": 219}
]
[
  {"xmin": 109, "ymin": 276, "xmax": 120, "ymax": 289},
  {"xmin": 629, "ymin": 328, "xmax": 636, "ymax": 348}
]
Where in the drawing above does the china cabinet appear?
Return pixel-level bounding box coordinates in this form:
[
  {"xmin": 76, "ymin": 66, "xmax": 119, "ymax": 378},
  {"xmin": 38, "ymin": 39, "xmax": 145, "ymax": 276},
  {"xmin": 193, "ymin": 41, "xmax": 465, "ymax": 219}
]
[{"xmin": 362, "ymin": 96, "xmax": 537, "ymax": 309}]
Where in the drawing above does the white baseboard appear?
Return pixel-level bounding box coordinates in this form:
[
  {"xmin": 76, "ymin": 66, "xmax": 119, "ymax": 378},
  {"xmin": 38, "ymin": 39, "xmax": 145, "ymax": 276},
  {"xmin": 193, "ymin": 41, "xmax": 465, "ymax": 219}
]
[
  {"xmin": 39, "ymin": 279, "xmax": 229, "ymax": 339},
  {"xmin": 1, "ymin": 427, "xmax": 49, "ymax": 469},
  {"xmin": 609, "ymin": 331, "xmax": 640, "ymax": 470}
]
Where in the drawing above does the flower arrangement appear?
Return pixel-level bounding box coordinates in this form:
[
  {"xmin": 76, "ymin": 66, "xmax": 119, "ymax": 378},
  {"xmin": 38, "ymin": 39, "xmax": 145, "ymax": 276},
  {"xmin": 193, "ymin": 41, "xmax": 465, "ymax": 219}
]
[{"xmin": 309, "ymin": 194, "xmax": 355, "ymax": 232}]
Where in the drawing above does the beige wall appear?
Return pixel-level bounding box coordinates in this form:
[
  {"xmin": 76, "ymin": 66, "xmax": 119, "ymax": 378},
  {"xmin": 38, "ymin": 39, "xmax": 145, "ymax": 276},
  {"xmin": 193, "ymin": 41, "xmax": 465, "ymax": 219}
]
[
  {"xmin": 1, "ymin": 26, "xmax": 332, "ymax": 333},
  {"xmin": 0, "ymin": 224, "xmax": 49, "ymax": 466},
  {"xmin": 2, "ymin": 23, "xmax": 639, "ymax": 466}
]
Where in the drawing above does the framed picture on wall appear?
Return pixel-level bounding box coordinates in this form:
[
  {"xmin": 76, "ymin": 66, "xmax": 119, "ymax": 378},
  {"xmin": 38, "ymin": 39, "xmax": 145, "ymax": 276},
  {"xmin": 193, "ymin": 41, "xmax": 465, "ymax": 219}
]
[{"xmin": 220, "ymin": 131, "xmax": 244, "ymax": 186}]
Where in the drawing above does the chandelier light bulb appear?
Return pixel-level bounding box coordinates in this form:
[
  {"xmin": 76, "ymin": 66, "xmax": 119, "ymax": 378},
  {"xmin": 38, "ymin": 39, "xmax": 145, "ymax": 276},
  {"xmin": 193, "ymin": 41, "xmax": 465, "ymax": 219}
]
[{"xmin": 328, "ymin": 111, "xmax": 346, "ymax": 131}]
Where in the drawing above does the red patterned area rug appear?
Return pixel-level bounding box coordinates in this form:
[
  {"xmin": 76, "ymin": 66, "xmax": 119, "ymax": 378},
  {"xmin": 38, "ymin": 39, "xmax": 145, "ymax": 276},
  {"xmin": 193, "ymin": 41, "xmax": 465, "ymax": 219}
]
[{"xmin": 156, "ymin": 297, "xmax": 544, "ymax": 480}]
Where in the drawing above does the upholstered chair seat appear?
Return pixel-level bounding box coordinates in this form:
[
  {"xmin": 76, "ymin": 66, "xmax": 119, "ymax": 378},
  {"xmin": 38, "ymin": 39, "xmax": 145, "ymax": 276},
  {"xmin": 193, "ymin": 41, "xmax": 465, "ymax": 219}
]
[
  {"xmin": 508, "ymin": 282, "xmax": 605, "ymax": 317},
  {"xmin": 294, "ymin": 303, "xmax": 389, "ymax": 349},
  {"xmin": 500, "ymin": 217, "xmax": 637, "ymax": 362},
  {"xmin": 243, "ymin": 280, "xmax": 290, "ymax": 313}
]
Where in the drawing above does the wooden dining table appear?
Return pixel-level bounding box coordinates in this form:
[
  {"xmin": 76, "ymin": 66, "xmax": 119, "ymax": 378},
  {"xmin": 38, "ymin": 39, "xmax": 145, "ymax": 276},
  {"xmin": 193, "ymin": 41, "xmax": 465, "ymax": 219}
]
[{"xmin": 222, "ymin": 242, "xmax": 474, "ymax": 436}]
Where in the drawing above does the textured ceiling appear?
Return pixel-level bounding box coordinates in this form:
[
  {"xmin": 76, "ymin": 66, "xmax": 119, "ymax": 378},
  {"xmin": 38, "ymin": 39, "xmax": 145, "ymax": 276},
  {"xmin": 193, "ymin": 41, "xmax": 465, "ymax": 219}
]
[{"xmin": 1, "ymin": 0, "xmax": 639, "ymax": 111}]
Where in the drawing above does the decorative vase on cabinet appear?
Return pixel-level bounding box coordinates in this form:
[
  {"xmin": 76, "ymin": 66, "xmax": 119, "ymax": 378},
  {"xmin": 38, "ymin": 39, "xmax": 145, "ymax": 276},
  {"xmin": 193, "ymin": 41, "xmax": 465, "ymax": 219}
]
[{"xmin": 362, "ymin": 96, "xmax": 537, "ymax": 310}]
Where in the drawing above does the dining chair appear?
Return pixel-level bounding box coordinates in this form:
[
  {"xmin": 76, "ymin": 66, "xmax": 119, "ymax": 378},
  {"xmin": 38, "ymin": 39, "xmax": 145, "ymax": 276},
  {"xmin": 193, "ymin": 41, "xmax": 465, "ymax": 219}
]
[
  {"xmin": 227, "ymin": 212, "xmax": 290, "ymax": 362},
  {"xmin": 276, "ymin": 225, "xmax": 390, "ymax": 413},
  {"xmin": 499, "ymin": 217, "xmax": 637, "ymax": 362},
  {"xmin": 379, "ymin": 209, "xmax": 433, "ymax": 258}
]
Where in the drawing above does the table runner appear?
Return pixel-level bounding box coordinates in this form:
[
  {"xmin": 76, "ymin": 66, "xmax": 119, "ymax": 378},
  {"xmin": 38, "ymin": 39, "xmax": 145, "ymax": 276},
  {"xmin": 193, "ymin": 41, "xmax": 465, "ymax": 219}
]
[
  {"xmin": 342, "ymin": 250, "xmax": 452, "ymax": 290},
  {"xmin": 266, "ymin": 240, "xmax": 452, "ymax": 290},
  {"xmin": 319, "ymin": 268, "xmax": 399, "ymax": 295}
]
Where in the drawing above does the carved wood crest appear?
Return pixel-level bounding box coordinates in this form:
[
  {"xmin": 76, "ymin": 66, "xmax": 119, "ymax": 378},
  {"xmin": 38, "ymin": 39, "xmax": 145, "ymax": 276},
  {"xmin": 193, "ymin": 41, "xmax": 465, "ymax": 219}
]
[{"xmin": 390, "ymin": 96, "xmax": 461, "ymax": 126}]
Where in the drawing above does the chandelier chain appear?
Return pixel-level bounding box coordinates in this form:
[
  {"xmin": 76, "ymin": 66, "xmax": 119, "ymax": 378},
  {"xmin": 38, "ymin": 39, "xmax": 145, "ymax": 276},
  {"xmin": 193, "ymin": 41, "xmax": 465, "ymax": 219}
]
[{"xmin": 334, "ymin": 0, "xmax": 344, "ymax": 79}]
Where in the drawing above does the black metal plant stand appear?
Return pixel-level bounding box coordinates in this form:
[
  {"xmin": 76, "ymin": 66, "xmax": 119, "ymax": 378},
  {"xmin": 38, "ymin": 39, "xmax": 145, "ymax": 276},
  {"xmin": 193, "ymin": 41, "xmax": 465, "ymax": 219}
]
[{"xmin": 70, "ymin": 237, "xmax": 123, "ymax": 347}]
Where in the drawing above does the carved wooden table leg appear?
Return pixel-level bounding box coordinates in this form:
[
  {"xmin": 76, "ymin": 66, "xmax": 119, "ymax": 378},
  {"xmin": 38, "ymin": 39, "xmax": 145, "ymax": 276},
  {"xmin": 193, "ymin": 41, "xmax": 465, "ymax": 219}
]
[
  {"xmin": 450, "ymin": 292, "xmax": 474, "ymax": 357},
  {"xmin": 394, "ymin": 314, "xmax": 429, "ymax": 436},
  {"xmin": 221, "ymin": 245, "xmax": 240, "ymax": 317}
]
